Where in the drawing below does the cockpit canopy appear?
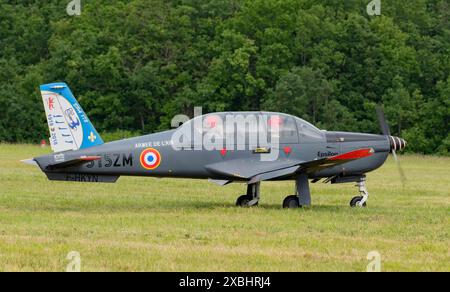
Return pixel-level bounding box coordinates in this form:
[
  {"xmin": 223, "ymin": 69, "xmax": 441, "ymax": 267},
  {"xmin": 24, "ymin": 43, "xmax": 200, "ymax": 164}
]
[{"xmin": 175, "ymin": 112, "xmax": 325, "ymax": 147}]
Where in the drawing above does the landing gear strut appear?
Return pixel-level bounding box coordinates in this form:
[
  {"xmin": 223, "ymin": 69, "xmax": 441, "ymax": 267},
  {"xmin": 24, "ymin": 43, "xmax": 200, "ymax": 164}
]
[
  {"xmin": 283, "ymin": 173, "xmax": 311, "ymax": 209},
  {"xmin": 350, "ymin": 177, "xmax": 369, "ymax": 208},
  {"xmin": 236, "ymin": 182, "xmax": 260, "ymax": 207}
]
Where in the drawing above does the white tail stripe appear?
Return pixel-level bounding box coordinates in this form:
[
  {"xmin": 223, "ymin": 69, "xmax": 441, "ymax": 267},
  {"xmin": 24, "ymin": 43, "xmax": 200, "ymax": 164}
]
[
  {"xmin": 41, "ymin": 90, "xmax": 84, "ymax": 152},
  {"xmin": 54, "ymin": 92, "xmax": 80, "ymax": 149}
]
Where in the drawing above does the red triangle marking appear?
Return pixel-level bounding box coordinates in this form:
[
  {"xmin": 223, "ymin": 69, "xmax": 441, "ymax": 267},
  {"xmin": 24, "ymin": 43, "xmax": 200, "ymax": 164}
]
[{"xmin": 284, "ymin": 146, "xmax": 292, "ymax": 155}]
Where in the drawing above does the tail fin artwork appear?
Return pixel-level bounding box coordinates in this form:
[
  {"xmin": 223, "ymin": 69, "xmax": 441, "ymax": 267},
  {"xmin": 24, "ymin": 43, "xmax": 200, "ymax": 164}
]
[{"xmin": 40, "ymin": 83, "xmax": 104, "ymax": 153}]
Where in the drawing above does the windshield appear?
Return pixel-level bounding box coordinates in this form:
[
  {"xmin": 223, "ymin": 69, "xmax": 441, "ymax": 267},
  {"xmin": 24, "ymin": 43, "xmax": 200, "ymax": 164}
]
[{"xmin": 294, "ymin": 117, "xmax": 325, "ymax": 142}]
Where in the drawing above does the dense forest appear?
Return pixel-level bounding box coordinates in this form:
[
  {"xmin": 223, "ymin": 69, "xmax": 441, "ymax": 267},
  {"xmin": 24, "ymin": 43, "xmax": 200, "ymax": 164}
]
[{"xmin": 0, "ymin": 0, "xmax": 449, "ymax": 155}]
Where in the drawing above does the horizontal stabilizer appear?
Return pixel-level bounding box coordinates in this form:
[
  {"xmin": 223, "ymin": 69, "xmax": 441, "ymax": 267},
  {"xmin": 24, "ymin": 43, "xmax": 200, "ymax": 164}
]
[
  {"xmin": 46, "ymin": 156, "xmax": 101, "ymax": 170},
  {"xmin": 21, "ymin": 159, "xmax": 38, "ymax": 166}
]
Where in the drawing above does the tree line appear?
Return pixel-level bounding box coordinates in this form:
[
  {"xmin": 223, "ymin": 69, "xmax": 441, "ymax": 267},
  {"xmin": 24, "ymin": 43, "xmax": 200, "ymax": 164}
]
[{"xmin": 0, "ymin": 0, "xmax": 449, "ymax": 155}]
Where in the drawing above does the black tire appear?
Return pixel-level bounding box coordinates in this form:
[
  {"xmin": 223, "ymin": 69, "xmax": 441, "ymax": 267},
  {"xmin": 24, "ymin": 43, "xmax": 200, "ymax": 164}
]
[
  {"xmin": 236, "ymin": 195, "xmax": 258, "ymax": 207},
  {"xmin": 350, "ymin": 196, "xmax": 367, "ymax": 208},
  {"xmin": 283, "ymin": 195, "xmax": 301, "ymax": 209}
]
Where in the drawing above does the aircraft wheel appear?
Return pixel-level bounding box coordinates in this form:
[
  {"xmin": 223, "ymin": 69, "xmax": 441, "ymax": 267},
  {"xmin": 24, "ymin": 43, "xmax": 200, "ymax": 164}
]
[
  {"xmin": 236, "ymin": 195, "xmax": 258, "ymax": 207},
  {"xmin": 350, "ymin": 196, "xmax": 367, "ymax": 208},
  {"xmin": 283, "ymin": 195, "xmax": 301, "ymax": 209}
]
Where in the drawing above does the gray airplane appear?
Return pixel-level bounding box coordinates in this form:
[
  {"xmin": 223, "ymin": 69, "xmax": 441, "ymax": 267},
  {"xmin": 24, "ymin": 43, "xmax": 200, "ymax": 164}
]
[{"xmin": 23, "ymin": 83, "xmax": 407, "ymax": 209}]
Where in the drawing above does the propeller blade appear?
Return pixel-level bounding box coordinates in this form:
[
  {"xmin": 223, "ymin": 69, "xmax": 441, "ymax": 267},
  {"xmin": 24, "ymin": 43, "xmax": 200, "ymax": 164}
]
[
  {"xmin": 376, "ymin": 106, "xmax": 406, "ymax": 185},
  {"xmin": 391, "ymin": 149, "xmax": 407, "ymax": 186},
  {"xmin": 376, "ymin": 105, "xmax": 391, "ymax": 136}
]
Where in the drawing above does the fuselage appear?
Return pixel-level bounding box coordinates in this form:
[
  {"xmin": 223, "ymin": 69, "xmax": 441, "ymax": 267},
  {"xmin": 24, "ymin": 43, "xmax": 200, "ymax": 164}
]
[{"xmin": 34, "ymin": 112, "xmax": 393, "ymax": 182}]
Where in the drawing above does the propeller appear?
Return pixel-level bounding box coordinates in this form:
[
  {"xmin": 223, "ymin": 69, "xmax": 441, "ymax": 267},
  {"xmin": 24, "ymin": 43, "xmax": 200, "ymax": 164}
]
[{"xmin": 376, "ymin": 105, "xmax": 407, "ymax": 185}]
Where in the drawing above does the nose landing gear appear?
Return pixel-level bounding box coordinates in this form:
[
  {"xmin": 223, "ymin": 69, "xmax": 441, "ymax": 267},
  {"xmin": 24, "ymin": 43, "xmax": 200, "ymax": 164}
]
[{"xmin": 350, "ymin": 177, "xmax": 369, "ymax": 208}]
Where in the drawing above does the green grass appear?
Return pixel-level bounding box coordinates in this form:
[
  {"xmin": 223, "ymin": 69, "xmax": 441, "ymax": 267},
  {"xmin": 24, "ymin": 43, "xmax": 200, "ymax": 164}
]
[{"xmin": 0, "ymin": 144, "xmax": 449, "ymax": 272}]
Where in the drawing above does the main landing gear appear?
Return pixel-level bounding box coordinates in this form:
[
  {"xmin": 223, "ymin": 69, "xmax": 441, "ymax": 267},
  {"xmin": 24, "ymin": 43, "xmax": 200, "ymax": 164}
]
[
  {"xmin": 236, "ymin": 174, "xmax": 312, "ymax": 209},
  {"xmin": 236, "ymin": 182, "xmax": 260, "ymax": 207},
  {"xmin": 283, "ymin": 173, "xmax": 311, "ymax": 209},
  {"xmin": 350, "ymin": 177, "xmax": 369, "ymax": 208},
  {"xmin": 235, "ymin": 174, "xmax": 370, "ymax": 209}
]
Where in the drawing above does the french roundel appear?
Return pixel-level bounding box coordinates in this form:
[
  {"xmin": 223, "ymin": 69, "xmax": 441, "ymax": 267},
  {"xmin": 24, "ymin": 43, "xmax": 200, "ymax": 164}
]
[{"xmin": 140, "ymin": 148, "xmax": 161, "ymax": 170}]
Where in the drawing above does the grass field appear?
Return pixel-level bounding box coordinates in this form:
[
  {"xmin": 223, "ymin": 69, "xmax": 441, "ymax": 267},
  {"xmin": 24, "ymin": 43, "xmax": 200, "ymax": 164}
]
[{"xmin": 0, "ymin": 144, "xmax": 448, "ymax": 272}]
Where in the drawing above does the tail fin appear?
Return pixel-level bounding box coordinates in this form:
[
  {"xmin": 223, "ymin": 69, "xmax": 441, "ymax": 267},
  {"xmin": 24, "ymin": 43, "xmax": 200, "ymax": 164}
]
[{"xmin": 40, "ymin": 82, "xmax": 104, "ymax": 153}]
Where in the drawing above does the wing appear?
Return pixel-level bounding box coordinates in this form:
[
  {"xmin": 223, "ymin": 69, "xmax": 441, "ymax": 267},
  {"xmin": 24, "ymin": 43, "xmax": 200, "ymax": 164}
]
[
  {"xmin": 205, "ymin": 158, "xmax": 304, "ymax": 180},
  {"xmin": 206, "ymin": 148, "xmax": 375, "ymax": 184}
]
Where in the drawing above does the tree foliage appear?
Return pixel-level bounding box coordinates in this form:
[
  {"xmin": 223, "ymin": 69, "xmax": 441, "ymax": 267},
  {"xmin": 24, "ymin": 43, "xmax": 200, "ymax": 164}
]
[{"xmin": 0, "ymin": 0, "xmax": 448, "ymax": 155}]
